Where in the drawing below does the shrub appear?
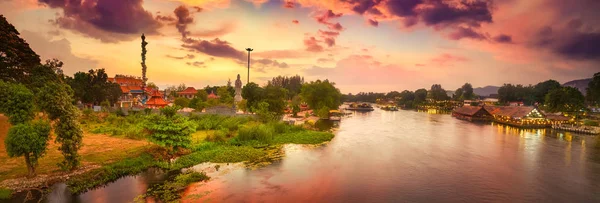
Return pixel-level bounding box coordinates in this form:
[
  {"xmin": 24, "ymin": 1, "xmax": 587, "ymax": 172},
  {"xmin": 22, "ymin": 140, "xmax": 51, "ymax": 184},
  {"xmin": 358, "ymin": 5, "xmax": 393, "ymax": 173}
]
[
  {"xmin": 160, "ymin": 105, "xmax": 181, "ymax": 118},
  {"xmin": 144, "ymin": 108, "xmax": 152, "ymax": 115},
  {"xmin": 145, "ymin": 114, "xmax": 196, "ymax": 153},
  {"xmin": 237, "ymin": 124, "xmax": 274, "ymax": 143},
  {"xmin": 205, "ymin": 129, "xmax": 228, "ymax": 143}
]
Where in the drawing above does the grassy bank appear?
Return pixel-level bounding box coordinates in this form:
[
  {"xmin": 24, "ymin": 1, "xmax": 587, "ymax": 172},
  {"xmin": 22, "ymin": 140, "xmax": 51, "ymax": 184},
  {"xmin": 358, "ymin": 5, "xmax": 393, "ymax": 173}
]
[
  {"xmin": 67, "ymin": 115, "xmax": 334, "ymax": 201},
  {"xmin": 2, "ymin": 112, "xmax": 334, "ymax": 200}
]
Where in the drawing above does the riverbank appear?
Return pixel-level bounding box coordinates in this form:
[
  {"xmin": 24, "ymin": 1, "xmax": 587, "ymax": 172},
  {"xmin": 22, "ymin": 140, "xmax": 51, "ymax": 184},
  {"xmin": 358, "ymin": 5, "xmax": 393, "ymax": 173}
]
[{"xmin": 1, "ymin": 113, "xmax": 334, "ymax": 201}]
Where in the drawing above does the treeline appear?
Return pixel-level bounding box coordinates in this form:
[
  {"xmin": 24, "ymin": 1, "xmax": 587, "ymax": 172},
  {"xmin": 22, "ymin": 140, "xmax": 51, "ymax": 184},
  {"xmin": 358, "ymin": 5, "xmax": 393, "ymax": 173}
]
[{"xmin": 243, "ymin": 76, "xmax": 341, "ymax": 119}]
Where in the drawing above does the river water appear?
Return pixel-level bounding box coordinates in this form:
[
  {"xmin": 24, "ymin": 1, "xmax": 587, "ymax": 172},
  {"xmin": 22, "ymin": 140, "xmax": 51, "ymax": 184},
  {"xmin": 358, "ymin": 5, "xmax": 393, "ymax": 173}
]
[{"xmin": 7, "ymin": 109, "xmax": 600, "ymax": 202}]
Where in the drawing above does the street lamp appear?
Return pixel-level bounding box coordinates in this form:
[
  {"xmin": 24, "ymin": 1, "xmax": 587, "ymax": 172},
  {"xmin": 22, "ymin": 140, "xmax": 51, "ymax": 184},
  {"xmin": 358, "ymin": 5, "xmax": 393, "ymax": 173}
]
[{"xmin": 245, "ymin": 48, "xmax": 253, "ymax": 84}]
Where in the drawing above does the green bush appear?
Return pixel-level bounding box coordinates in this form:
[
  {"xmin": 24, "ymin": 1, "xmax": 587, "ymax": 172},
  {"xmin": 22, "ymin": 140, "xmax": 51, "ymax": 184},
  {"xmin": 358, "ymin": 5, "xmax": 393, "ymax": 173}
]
[
  {"xmin": 205, "ymin": 129, "xmax": 228, "ymax": 143},
  {"xmin": 236, "ymin": 124, "xmax": 274, "ymax": 143}
]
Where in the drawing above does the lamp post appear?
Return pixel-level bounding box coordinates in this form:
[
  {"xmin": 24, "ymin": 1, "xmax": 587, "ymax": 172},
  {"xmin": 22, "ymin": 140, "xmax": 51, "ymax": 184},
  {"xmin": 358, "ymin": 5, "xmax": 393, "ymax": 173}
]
[{"xmin": 245, "ymin": 48, "xmax": 253, "ymax": 84}]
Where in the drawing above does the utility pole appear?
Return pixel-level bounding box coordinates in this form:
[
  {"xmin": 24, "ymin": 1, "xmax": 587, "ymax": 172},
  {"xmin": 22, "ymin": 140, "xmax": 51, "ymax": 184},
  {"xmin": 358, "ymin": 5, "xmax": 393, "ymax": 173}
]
[{"xmin": 245, "ymin": 48, "xmax": 253, "ymax": 84}]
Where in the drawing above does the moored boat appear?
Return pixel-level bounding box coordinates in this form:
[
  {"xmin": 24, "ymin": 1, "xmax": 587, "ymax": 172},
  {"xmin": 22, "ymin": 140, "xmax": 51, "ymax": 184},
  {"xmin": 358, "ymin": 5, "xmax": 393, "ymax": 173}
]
[
  {"xmin": 345, "ymin": 103, "xmax": 375, "ymax": 111},
  {"xmin": 381, "ymin": 106, "xmax": 399, "ymax": 111}
]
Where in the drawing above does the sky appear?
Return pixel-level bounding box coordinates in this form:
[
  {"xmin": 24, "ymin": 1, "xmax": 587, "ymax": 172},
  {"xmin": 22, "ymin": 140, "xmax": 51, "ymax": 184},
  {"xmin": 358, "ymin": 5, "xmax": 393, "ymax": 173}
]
[{"xmin": 1, "ymin": 0, "xmax": 599, "ymax": 93}]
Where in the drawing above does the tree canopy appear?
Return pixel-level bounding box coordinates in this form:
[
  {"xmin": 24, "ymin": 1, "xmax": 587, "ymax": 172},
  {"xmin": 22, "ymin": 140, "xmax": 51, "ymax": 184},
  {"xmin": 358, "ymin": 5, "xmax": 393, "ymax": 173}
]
[
  {"xmin": 587, "ymin": 72, "xmax": 600, "ymax": 106},
  {"xmin": 0, "ymin": 15, "xmax": 41, "ymax": 83},
  {"xmin": 299, "ymin": 79, "xmax": 341, "ymax": 111},
  {"xmin": 545, "ymin": 86, "xmax": 585, "ymax": 113},
  {"xmin": 66, "ymin": 69, "xmax": 122, "ymax": 105},
  {"xmin": 427, "ymin": 84, "xmax": 450, "ymax": 101},
  {"xmin": 267, "ymin": 75, "xmax": 304, "ymax": 99}
]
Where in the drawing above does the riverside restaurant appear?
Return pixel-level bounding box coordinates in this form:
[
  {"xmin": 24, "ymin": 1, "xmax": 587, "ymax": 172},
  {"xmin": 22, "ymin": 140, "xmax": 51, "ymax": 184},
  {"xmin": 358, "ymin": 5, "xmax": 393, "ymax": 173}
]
[{"xmin": 452, "ymin": 106, "xmax": 571, "ymax": 128}]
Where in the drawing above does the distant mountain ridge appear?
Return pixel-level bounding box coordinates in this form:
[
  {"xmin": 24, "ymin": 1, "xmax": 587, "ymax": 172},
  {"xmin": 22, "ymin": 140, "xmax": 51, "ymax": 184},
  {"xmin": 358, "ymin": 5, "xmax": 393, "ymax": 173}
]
[
  {"xmin": 563, "ymin": 78, "xmax": 591, "ymax": 95},
  {"xmin": 473, "ymin": 86, "xmax": 500, "ymax": 97}
]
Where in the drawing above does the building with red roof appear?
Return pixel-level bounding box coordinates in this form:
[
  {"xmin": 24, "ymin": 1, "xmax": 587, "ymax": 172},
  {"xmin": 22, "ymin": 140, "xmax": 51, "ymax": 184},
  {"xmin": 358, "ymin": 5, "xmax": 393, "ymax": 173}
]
[
  {"xmin": 178, "ymin": 87, "xmax": 198, "ymax": 99},
  {"xmin": 207, "ymin": 91, "xmax": 220, "ymax": 99},
  {"xmin": 146, "ymin": 90, "xmax": 169, "ymax": 108}
]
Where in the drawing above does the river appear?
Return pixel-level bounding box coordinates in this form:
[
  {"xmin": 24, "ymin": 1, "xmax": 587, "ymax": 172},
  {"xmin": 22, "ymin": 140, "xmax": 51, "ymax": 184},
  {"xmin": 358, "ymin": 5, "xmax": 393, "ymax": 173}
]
[{"xmin": 7, "ymin": 109, "xmax": 600, "ymax": 202}]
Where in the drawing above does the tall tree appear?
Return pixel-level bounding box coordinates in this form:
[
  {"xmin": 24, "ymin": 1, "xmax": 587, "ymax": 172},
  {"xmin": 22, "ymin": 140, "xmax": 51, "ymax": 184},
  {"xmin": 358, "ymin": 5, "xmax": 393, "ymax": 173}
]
[
  {"xmin": 587, "ymin": 72, "xmax": 600, "ymax": 106},
  {"xmin": 217, "ymin": 86, "xmax": 233, "ymax": 104},
  {"xmin": 427, "ymin": 84, "xmax": 449, "ymax": 101},
  {"xmin": 0, "ymin": 81, "xmax": 51, "ymax": 177},
  {"xmin": 37, "ymin": 82, "xmax": 83, "ymax": 170},
  {"xmin": 0, "ymin": 15, "xmax": 41, "ymax": 83},
  {"xmin": 545, "ymin": 86, "xmax": 585, "ymax": 112},
  {"xmin": 66, "ymin": 69, "xmax": 122, "ymax": 105},
  {"xmin": 461, "ymin": 83, "xmax": 474, "ymax": 100},
  {"xmin": 267, "ymin": 75, "xmax": 304, "ymax": 99},
  {"xmin": 299, "ymin": 79, "xmax": 341, "ymax": 111},
  {"xmin": 241, "ymin": 82, "xmax": 264, "ymax": 112},
  {"xmin": 534, "ymin": 80, "xmax": 561, "ymax": 105},
  {"xmin": 262, "ymin": 85, "xmax": 288, "ymax": 115},
  {"xmin": 414, "ymin": 89, "xmax": 428, "ymax": 103}
]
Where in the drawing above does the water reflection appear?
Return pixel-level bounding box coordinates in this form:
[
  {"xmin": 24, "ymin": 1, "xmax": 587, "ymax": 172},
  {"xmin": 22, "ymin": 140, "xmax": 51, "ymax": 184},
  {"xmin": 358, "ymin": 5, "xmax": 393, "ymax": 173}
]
[{"xmin": 183, "ymin": 108, "xmax": 600, "ymax": 202}]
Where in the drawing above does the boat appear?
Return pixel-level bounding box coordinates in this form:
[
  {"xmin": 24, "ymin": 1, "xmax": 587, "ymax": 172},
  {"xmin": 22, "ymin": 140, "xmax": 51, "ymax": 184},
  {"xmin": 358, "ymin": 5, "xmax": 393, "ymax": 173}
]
[
  {"xmin": 381, "ymin": 106, "xmax": 399, "ymax": 111},
  {"xmin": 328, "ymin": 110, "xmax": 343, "ymax": 121},
  {"xmin": 345, "ymin": 103, "xmax": 375, "ymax": 112}
]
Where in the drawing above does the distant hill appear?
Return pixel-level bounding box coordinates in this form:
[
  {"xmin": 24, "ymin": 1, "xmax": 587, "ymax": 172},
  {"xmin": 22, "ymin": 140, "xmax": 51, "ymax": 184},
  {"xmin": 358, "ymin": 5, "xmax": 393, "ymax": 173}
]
[
  {"xmin": 563, "ymin": 78, "xmax": 591, "ymax": 95},
  {"xmin": 473, "ymin": 86, "xmax": 500, "ymax": 97}
]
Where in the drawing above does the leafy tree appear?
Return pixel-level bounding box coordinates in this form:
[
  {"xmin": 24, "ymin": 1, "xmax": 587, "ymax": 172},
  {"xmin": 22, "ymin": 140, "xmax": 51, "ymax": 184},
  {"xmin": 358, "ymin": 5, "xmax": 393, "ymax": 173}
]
[
  {"xmin": 453, "ymin": 88, "xmax": 464, "ymax": 101},
  {"xmin": 174, "ymin": 97, "xmax": 190, "ymax": 107},
  {"xmin": 5, "ymin": 120, "xmax": 51, "ymax": 177},
  {"xmin": 461, "ymin": 83, "xmax": 474, "ymax": 100},
  {"xmin": 414, "ymin": 89, "xmax": 428, "ymax": 103},
  {"xmin": 299, "ymin": 79, "xmax": 341, "ymax": 111},
  {"xmin": 145, "ymin": 107, "xmax": 195, "ymax": 153},
  {"xmin": 195, "ymin": 89, "xmax": 208, "ymax": 101},
  {"xmin": 498, "ymin": 84, "xmax": 535, "ymax": 105},
  {"xmin": 252, "ymin": 101, "xmax": 276, "ymax": 122},
  {"xmin": 317, "ymin": 106, "xmax": 330, "ymax": 118},
  {"xmin": 534, "ymin": 80, "xmax": 561, "ymax": 105},
  {"xmin": 160, "ymin": 105, "xmax": 181, "ymax": 118},
  {"xmin": 342, "ymin": 92, "xmax": 385, "ymax": 103},
  {"xmin": 37, "ymin": 82, "xmax": 83, "ymax": 170},
  {"xmin": 66, "ymin": 69, "xmax": 122, "ymax": 105},
  {"xmin": 242, "ymin": 82, "xmax": 264, "ymax": 112},
  {"xmin": 0, "ymin": 81, "xmax": 52, "ymax": 177},
  {"xmin": 397, "ymin": 90, "xmax": 416, "ymax": 108},
  {"xmin": 427, "ymin": 84, "xmax": 450, "ymax": 101},
  {"xmin": 292, "ymin": 104, "xmax": 300, "ymax": 117},
  {"xmin": 217, "ymin": 86, "xmax": 233, "ymax": 104},
  {"xmin": 587, "ymin": 72, "xmax": 600, "ymax": 106},
  {"xmin": 263, "ymin": 85, "xmax": 287, "ymax": 116},
  {"xmin": 385, "ymin": 91, "xmax": 401, "ymax": 100},
  {"xmin": 545, "ymin": 86, "xmax": 585, "ymax": 113},
  {"xmin": 0, "ymin": 81, "xmax": 35, "ymax": 124},
  {"xmin": 267, "ymin": 75, "xmax": 304, "ymax": 99},
  {"xmin": 0, "ymin": 15, "xmax": 41, "ymax": 83}
]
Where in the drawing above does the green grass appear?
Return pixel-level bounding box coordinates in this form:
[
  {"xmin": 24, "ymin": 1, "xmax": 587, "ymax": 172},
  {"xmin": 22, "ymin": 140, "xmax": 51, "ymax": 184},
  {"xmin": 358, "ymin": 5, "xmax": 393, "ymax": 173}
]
[
  {"xmin": 0, "ymin": 187, "xmax": 12, "ymax": 200},
  {"xmin": 274, "ymin": 131, "xmax": 335, "ymax": 144},
  {"xmin": 169, "ymin": 143, "xmax": 267, "ymax": 170},
  {"xmin": 66, "ymin": 153, "xmax": 159, "ymax": 194}
]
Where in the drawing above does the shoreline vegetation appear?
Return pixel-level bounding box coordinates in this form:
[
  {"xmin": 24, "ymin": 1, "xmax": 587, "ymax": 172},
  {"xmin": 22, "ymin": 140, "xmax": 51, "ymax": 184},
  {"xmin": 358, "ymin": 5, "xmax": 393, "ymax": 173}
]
[{"xmin": 0, "ymin": 112, "xmax": 335, "ymax": 201}]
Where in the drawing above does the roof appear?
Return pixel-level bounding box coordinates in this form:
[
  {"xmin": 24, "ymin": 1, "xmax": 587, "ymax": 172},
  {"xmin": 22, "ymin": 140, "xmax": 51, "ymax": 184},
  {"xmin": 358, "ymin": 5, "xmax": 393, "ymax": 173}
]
[
  {"xmin": 108, "ymin": 77, "xmax": 143, "ymax": 86},
  {"xmin": 483, "ymin": 98, "xmax": 499, "ymax": 102},
  {"xmin": 484, "ymin": 106, "xmax": 540, "ymax": 118},
  {"xmin": 120, "ymin": 86, "xmax": 143, "ymax": 94},
  {"xmin": 178, "ymin": 87, "xmax": 197, "ymax": 95},
  {"xmin": 207, "ymin": 92, "xmax": 220, "ymax": 99},
  {"xmin": 146, "ymin": 97, "xmax": 169, "ymax": 106},
  {"xmin": 545, "ymin": 114, "xmax": 570, "ymax": 121},
  {"xmin": 453, "ymin": 106, "xmax": 486, "ymax": 116}
]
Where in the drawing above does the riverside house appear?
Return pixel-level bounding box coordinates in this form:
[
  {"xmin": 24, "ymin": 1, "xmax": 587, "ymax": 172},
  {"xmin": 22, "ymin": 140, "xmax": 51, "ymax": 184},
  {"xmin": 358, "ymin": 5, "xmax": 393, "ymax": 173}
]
[
  {"xmin": 452, "ymin": 106, "xmax": 493, "ymax": 121},
  {"xmin": 453, "ymin": 105, "xmax": 572, "ymax": 128},
  {"xmin": 178, "ymin": 87, "xmax": 198, "ymax": 99}
]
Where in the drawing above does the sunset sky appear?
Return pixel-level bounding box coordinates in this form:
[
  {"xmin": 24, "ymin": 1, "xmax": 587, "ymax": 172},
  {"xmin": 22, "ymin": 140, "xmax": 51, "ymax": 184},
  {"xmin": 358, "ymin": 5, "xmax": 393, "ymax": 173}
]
[{"xmin": 1, "ymin": 0, "xmax": 599, "ymax": 93}]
